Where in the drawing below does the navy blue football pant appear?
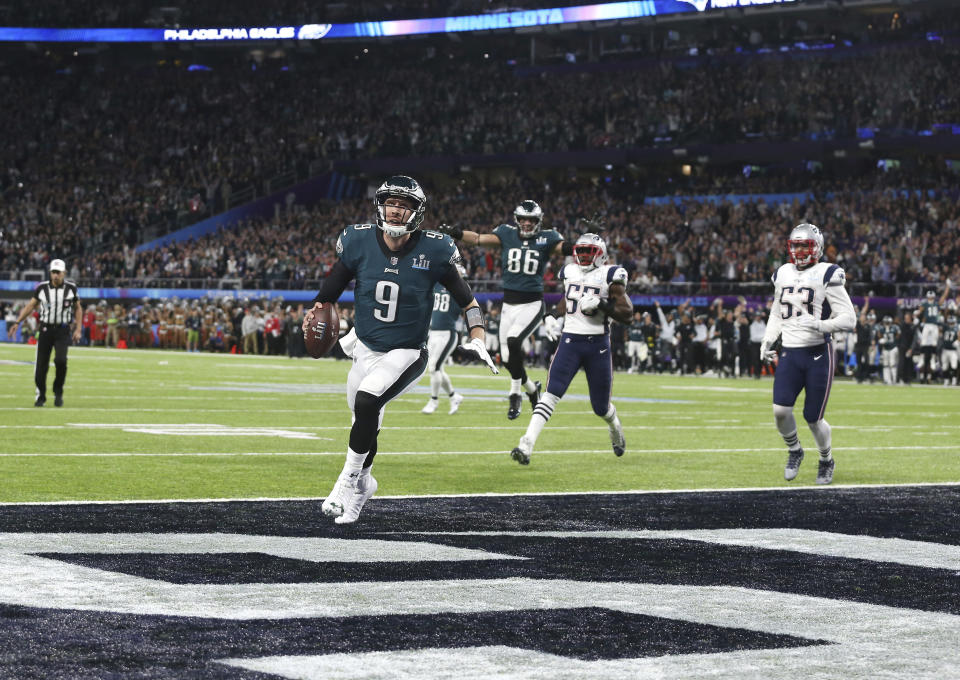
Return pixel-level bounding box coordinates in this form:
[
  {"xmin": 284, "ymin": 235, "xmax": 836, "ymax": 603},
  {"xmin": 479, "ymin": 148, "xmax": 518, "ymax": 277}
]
[
  {"xmin": 546, "ymin": 333, "xmax": 612, "ymax": 416},
  {"xmin": 773, "ymin": 342, "xmax": 834, "ymax": 423}
]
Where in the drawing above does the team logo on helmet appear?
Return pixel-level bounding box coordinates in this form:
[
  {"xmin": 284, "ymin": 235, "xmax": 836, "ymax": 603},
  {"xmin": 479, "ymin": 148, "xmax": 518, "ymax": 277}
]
[
  {"xmin": 375, "ymin": 176, "xmax": 427, "ymax": 238},
  {"xmin": 514, "ymin": 200, "xmax": 544, "ymax": 238}
]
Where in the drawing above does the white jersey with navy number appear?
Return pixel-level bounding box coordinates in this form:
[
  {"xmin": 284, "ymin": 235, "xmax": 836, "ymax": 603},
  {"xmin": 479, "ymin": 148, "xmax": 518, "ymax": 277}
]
[
  {"xmin": 560, "ymin": 263, "xmax": 628, "ymax": 336},
  {"xmin": 770, "ymin": 261, "xmax": 854, "ymax": 348}
]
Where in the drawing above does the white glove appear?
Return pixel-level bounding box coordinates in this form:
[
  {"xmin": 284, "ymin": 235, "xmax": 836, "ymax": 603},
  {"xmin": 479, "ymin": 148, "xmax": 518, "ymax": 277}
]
[
  {"xmin": 542, "ymin": 314, "xmax": 563, "ymax": 342},
  {"xmin": 339, "ymin": 326, "xmax": 358, "ymax": 358},
  {"xmin": 760, "ymin": 340, "xmax": 779, "ymax": 362},
  {"xmin": 797, "ymin": 314, "xmax": 822, "ymax": 333},
  {"xmin": 461, "ymin": 336, "xmax": 499, "ymax": 374},
  {"xmin": 580, "ymin": 295, "xmax": 601, "ymax": 315}
]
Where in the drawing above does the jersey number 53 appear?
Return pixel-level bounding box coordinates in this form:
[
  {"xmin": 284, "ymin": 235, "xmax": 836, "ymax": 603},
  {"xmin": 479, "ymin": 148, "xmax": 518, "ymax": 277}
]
[{"xmin": 780, "ymin": 286, "xmax": 814, "ymax": 319}]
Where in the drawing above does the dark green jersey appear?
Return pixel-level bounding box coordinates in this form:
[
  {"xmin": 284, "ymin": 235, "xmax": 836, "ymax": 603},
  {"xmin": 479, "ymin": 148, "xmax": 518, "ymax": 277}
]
[
  {"xmin": 486, "ymin": 314, "xmax": 500, "ymax": 337},
  {"xmin": 921, "ymin": 300, "xmax": 941, "ymax": 326},
  {"xmin": 337, "ymin": 225, "xmax": 460, "ymax": 352},
  {"xmin": 943, "ymin": 323, "xmax": 958, "ymax": 350},
  {"xmin": 876, "ymin": 324, "xmax": 900, "ymax": 351},
  {"xmin": 430, "ymin": 282, "xmax": 463, "ymax": 332},
  {"xmin": 628, "ymin": 321, "xmax": 646, "ymax": 342},
  {"xmin": 493, "ymin": 224, "xmax": 563, "ymax": 294}
]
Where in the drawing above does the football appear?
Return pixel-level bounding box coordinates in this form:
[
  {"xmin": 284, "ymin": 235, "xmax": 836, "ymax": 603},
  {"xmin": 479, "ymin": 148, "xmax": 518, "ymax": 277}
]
[{"xmin": 304, "ymin": 304, "xmax": 340, "ymax": 358}]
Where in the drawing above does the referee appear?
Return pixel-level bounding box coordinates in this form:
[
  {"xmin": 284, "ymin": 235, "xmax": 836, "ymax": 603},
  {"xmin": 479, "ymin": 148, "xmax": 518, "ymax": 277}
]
[{"xmin": 6, "ymin": 259, "xmax": 82, "ymax": 407}]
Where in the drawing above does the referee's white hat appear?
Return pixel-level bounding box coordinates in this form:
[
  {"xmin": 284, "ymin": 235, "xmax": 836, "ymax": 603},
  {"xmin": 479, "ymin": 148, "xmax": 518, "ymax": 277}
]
[{"xmin": 49, "ymin": 259, "xmax": 66, "ymax": 272}]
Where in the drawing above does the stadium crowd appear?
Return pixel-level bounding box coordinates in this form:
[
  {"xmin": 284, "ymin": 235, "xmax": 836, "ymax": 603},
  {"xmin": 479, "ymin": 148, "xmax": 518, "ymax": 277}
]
[
  {"xmin": 5, "ymin": 178, "xmax": 959, "ymax": 298},
  {"xmin": 1, "ymin": 27, "xmax": 957, "ymax": 258},
  {"xmin": 5, "ymin": 283, "xmax": 958, "ymax": 386}
]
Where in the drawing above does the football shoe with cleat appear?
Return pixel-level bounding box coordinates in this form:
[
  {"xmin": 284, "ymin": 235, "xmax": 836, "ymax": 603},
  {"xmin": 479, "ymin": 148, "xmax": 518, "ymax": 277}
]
[
  {"xmin": 527, "ymin": 380, "xmax": 542, "ymax": 409},
  {"xmin": 421, "ymin": 398, "xmax": 439, "ymax": 414},
  {"xmin": 322, "ymin": 470, "xmax": 360, "ymax": 518},
  {"xmin": 335, "ymin": 474, "xmax": 378, "ymax": 525},
  {"xmin": 609, "ymin": 418, "xmax": 626, "ymax": 457},
  {"xmin": 817, "ymin": 458, "xmax": 835, "ymax": 485},
  {"xmin": 511, "ymin": 436, "xmax": 532, "ymax": 466},
  {"xmin": 448, "ymin": 392, "xmax": 464, "ymax": 415},
  {"xmin": 507, "ymin": 393, "xmax": 523, "ymax": 420},
  {"xmin": 784, "ymin": 448, "xmax": 804, "ymax": 481}
]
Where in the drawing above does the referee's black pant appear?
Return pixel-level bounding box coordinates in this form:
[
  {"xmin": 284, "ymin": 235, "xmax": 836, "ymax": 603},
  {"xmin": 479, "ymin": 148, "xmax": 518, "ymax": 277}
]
[{"xmin": 36, "ymin": 324, "xmax": 71, "ymax": 399}]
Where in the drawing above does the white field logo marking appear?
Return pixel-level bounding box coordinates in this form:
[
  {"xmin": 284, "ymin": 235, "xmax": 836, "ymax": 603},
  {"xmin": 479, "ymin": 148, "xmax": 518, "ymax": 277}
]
[
  {"xmin": 70, "ymin": 423, "xmax": 329, "ymax": 440},
  {"xmin": 0, "ymin": 532, "xmax": 957, "ymax": 679}
]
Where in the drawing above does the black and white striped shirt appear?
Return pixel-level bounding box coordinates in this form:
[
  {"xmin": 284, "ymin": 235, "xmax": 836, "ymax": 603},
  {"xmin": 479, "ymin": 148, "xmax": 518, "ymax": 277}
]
[{"xmin": 32, "ymin": 281, "xmax": 80, "ymax": 326}]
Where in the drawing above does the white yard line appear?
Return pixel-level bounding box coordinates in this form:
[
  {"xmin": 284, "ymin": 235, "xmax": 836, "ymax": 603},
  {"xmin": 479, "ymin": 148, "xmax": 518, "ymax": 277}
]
[
  {"xmin": 2, "ymin": 444, "xmax": 959, "ymax": 457},
  {"xmin": 2, "ymin": 481, "xmax": 959, "ymax": 506}
]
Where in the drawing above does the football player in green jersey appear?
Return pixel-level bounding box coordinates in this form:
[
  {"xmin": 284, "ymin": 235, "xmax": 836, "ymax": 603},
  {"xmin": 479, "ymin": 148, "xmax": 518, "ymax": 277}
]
[
  {"xmin": 422, "ymin": 267, "xmax": 466, "ymax": 415},
  {"xmin": 942, "ymin": 314, "xmax": 958, "ymax": 386},
  {"xmin": 303, "ymin": 176, "xmax": 497, "ymax": 525},
  {"xmin": 918, "ymin": 290, "xmax": 942, "ymax": 384},
  {"xmin": 439, "ymin": 200, "xmax": 575, "ymax": 419}
]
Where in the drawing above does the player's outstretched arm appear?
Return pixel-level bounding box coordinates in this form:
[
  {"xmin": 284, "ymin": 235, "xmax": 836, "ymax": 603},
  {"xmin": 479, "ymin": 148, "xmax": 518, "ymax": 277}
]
[{"xmin": 436, "ymin": 224, "xmax": 502, "ymax": 248}]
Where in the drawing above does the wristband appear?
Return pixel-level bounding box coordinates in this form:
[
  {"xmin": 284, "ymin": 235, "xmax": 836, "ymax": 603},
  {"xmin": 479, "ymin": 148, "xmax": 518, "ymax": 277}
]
[{"xmin": 464, "ymin": 305, "xmax": 484, "ymax": 330}]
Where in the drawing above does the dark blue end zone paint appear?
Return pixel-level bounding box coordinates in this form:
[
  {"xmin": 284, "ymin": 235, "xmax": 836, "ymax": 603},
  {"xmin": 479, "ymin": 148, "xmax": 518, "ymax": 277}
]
[{"xmin": 2, "ymin": 485, "xmax": 959, "ymax": 678}]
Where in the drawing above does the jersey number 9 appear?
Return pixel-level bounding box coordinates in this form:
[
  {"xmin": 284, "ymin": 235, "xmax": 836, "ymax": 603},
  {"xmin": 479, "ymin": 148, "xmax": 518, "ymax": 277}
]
[{"xmin": 375, "ymin": 281, "xmax": 400, "ymax": 322}]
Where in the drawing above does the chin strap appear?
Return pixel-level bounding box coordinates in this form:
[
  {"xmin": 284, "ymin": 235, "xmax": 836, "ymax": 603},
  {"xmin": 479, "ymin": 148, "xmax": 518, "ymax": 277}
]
[{"xmin": 381, "ymin": 225, "xmax": 409, "ymax": 238}]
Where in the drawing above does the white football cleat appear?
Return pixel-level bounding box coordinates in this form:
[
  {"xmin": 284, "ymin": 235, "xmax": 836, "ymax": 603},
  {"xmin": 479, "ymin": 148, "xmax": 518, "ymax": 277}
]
[
  {"xmin": 335, "ymin": 474, "xmax": 378, "ymax": 525},
  {"xmin": 609, "ymin": 417, "xmax": 626, "ymax": 457},
  {"xmin": 321, "ymin": 471, "xmax": 359, "ymax": 518},
  {"xmin": 448, "ymin": 392, "xmax": 464, "ymax": 415},
  {"xmin": 421, "ymin": 398, "xmax": 439, "ymax": 414}
]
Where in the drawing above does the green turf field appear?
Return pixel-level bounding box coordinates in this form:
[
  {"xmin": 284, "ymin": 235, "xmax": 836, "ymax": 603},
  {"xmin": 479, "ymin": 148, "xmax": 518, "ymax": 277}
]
[{"xmin": 1, "ymin": 343, "xmax": 958, "ymax": 502}]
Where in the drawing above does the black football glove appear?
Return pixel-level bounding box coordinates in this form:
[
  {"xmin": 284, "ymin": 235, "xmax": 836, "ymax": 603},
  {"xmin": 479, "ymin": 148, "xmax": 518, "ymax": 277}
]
[{"xmin": 436, "ymin": 223, "xmax": 464, "ymax": 241}]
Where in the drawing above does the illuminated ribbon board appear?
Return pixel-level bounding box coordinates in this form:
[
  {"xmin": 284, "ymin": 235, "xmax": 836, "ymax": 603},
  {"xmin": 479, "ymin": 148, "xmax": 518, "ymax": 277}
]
[{"xmin": 0, "ymin": 1, "xmax": 798, "ymax": 43}]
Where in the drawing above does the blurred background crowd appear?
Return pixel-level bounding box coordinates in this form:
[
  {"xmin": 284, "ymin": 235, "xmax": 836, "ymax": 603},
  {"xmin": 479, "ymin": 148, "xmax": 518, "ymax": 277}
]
[{"xmin": 2, "ymin": 0, "xmax": 959, "ymax": 379}]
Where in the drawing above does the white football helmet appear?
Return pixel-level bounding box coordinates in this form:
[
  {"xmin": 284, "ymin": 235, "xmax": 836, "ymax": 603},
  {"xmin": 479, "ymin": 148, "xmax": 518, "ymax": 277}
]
[
  {"xmin": 573, "ymin": 233, "xmax": 608, "ymax": 272},
  {"xmin": 514, "ymin": 200, "xmax": 543, "ymax": 238},
  {"xmin": 375, "ymin": 175, "xmax": 427, "ymax": 238},
  {"xmin": 787, "ymin": 223, "xmax": 824, "ymax": 269}
]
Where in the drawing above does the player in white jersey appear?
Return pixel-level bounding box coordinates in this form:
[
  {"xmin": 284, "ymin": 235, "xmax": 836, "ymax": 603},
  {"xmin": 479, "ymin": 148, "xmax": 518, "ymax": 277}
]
[
  {"xmin": 759, "ymin": 223, "xmax": 856, "ymax": 485},
  {"xmin": 511, "ymin": 233, "xmax": 633, "ymax": 465}
]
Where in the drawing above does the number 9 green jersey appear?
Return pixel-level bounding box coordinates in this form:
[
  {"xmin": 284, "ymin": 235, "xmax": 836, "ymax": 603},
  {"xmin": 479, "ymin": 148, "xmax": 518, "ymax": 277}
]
[{"xmin": 337, "ymin": 225, "xmax": 461, "ymax": 352}]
